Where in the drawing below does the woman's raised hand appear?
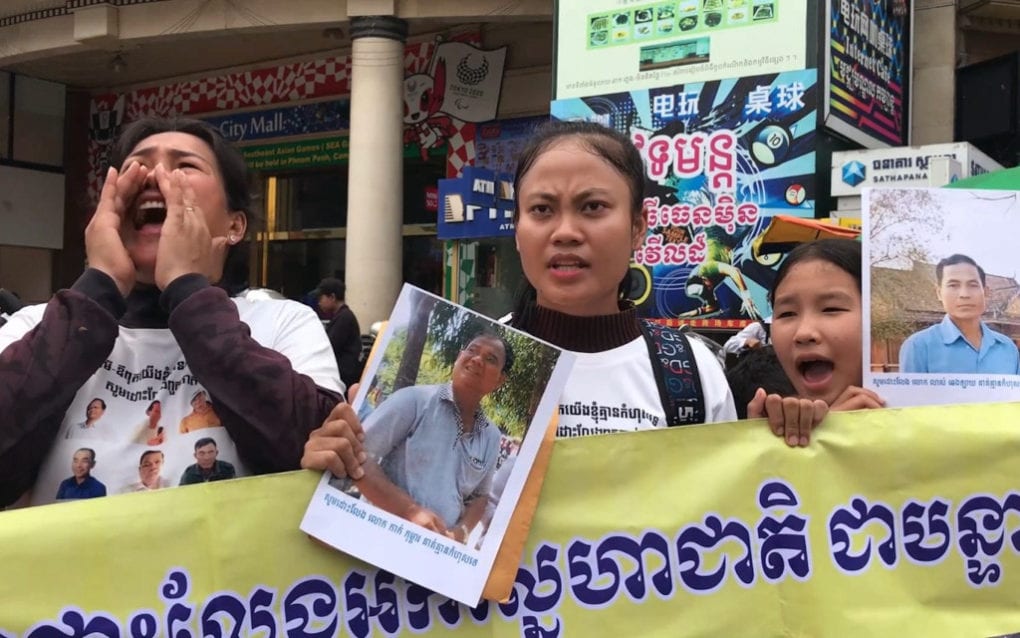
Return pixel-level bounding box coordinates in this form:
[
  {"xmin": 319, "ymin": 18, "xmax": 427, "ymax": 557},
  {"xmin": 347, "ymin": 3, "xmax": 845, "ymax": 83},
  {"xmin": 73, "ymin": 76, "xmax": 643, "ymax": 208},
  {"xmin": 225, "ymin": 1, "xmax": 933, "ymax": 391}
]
[
  {"xmin": 153, "ymin": 165, "xmax": 230, "ymax": 290},
  {"xmin": 85, "ymin": 163, "xmax": 148, "ymax": 296}
]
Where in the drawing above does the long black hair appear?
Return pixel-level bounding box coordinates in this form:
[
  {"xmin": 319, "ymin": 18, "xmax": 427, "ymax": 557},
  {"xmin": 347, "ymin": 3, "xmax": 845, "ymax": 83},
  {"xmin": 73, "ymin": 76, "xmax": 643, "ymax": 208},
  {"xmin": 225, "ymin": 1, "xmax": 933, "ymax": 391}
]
[
  {"xmin": 107, "ymin": 116, "xmax": 255, "ymax": 295},
  {"xmin": 509, "ymin": 120, "xmax": 646, "ymax": 326}
]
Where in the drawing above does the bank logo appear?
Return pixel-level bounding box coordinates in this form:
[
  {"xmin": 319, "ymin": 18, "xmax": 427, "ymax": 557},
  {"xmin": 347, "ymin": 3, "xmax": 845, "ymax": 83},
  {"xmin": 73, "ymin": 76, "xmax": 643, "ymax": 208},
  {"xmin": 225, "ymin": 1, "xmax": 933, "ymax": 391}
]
[{"xmin": 842, "ymin": 160, "xmax": 867, "ymax": 187}]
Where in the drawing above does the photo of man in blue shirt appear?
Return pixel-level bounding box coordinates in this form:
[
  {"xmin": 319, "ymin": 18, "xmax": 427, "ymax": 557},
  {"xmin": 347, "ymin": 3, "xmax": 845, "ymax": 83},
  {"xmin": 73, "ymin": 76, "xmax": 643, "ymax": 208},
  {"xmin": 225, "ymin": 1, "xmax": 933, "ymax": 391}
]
[
  {"xmin": 355, "ymin": 331, "xmax": 513, "ymax": 545},
  {"xmin": 54, "ymin": 448, "xmax": 107, "ymax": 500},
  {"xmin": 899, "ymin": 254, "xmax": 1020, "ymax": 374}
]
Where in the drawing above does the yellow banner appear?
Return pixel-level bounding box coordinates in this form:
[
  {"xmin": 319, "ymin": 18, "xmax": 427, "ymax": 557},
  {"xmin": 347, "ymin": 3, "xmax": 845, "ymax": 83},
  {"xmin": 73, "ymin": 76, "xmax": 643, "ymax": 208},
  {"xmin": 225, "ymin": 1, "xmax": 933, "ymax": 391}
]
[{"xmin": 3, "ymin": 403, "xmax": 1020, "ymax": 637}]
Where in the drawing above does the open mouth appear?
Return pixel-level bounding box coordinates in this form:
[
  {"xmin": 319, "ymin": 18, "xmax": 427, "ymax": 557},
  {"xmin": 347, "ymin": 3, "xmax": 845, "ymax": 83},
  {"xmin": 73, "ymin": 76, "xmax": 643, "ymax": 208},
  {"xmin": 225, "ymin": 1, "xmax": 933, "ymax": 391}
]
[
  {"xmin": 798, "ymin": 359, "xmax": 834, "ymax": 383},
  {"xmin": 134, "ymin": 199, "xmax": 167, "ymax": 230}
]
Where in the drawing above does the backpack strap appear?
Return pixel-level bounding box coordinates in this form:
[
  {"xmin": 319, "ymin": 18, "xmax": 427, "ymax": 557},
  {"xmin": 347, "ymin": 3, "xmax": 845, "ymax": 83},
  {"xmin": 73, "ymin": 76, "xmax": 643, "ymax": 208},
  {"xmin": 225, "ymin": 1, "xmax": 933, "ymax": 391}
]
[{"xmin": 639, "ymin": 320, "xmax": 706, "ymax": 427}]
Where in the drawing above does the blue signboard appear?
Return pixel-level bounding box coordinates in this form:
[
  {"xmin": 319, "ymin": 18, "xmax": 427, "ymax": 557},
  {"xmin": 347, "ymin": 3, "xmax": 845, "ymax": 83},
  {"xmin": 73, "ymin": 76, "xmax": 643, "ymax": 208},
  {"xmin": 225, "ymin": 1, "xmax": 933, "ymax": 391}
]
[
  {"xmin": 436, "ymin": 166, "xmax": 515, "ymax": 240},
  {"xmin": 202, "ymin": 100, "xmax": 351, "ymax": 144}
]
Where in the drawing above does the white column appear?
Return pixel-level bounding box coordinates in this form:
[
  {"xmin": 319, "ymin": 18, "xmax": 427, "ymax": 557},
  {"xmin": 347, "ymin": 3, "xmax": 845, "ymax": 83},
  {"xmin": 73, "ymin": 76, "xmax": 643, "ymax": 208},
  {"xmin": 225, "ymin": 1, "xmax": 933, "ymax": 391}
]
[{"xmin": 345, "ymin": 16, "xmax": 408, "ymax": 328}]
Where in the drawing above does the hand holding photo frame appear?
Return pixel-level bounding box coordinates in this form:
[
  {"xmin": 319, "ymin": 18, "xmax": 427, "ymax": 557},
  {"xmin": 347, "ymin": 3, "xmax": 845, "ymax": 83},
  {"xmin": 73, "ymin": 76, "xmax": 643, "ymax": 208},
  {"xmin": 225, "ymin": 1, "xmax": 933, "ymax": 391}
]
[{"xmin": 301, "ymin": 284, "xmax": 574, "ymax": 606}]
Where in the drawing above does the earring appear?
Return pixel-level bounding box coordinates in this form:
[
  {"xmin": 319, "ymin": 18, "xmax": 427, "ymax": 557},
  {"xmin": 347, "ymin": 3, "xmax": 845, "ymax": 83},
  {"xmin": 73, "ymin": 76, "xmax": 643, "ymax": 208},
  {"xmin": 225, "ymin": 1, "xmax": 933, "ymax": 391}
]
[{"xmin": 228, "ymin": 235, "xmax": 239, "ymax": 244}]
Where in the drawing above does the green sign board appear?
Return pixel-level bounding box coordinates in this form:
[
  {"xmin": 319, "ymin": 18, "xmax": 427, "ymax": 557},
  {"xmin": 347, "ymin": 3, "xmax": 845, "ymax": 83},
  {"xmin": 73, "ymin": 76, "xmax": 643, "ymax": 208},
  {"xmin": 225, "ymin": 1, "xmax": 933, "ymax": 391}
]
[
  {"xmin": 241, "ymin": 137, "xmax": 349, "ymax": 172},
  {"xmin": 242, "ymin": 135, "xmax": 446, "ymax": 172}
]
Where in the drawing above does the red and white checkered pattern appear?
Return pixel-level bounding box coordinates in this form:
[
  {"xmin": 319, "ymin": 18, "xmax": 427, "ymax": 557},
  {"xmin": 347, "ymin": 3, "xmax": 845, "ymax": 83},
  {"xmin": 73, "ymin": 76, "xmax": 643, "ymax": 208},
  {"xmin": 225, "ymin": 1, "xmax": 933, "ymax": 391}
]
[
  {"xmin": 445, "ymin": 122, "xmax": 476, "ymax": 178},
  {"xmin": 87, "ymin": 35, "xmax": 482, "ymax": 199}
]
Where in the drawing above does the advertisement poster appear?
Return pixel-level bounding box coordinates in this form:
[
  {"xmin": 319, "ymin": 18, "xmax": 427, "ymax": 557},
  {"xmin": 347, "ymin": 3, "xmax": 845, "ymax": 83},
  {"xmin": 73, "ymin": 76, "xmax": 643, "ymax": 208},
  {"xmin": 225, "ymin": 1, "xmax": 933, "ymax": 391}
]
[
  {"xmin": 555, "ymin": 0, "xmax": 807, "ymax": 99},
  {"xmin": 4, "ymin": 403, "xmax": 1020, "ymax": 636},
  {"xmin": 552, "ymin": 68, "xmax": 817, "ymax": 326},
  {"xmin": 864, "ymin": 187, "xmax": 1020, "ymax": 406},
  {"xmin": 824, "ymin": 0, "xmax": 912, "ymax": 148},
  {"xmin": 302, "ymin": 285, "xmax": 573, "ymax": 606},
  {"xmin": 475, "ymin": 115, "xmax": 549, "ymax": 175}
]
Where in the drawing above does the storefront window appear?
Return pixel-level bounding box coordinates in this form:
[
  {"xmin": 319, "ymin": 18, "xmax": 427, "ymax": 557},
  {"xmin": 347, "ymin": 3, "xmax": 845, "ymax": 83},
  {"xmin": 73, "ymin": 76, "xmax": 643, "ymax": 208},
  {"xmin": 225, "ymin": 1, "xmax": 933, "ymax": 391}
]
[
  {"xmin": 265, "ymin": 238, "xmax": 346, "ymax": 301},
  {"xmin": 403, "ymin": 235, "xmax": 445, "ymax": 297},
  {"xmin": 274, "ymin": 170, "xmax": 348, "ymax": 231},
  {"xmin": 257, "ymin": 150, "xmax": 448, "ymax": 301},
  {"xmin": 268, "ymin": 154, "xmax": 444, "ymax": 233},
  {"xmin": 261, "ymin": 235, "xmax": 445, "ymax": 303},
  {"xmin": 467, "ymin": 236, "xmax": 524, "ymax": 320},
  {"xmin": 404, "ymin": 154, "xmax": 446, "ymax": 224}
]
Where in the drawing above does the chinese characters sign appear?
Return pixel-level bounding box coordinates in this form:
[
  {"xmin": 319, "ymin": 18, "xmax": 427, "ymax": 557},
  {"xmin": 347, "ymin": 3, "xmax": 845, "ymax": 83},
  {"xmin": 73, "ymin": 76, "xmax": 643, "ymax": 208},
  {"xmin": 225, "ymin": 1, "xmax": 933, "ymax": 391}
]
[
  {"xmin": 824, "ymin": 0, "xmax": 911, "ymax": 147},
  {"xmin": 552, "ymin": 68, "xmax": 817, "ymax": 325}
]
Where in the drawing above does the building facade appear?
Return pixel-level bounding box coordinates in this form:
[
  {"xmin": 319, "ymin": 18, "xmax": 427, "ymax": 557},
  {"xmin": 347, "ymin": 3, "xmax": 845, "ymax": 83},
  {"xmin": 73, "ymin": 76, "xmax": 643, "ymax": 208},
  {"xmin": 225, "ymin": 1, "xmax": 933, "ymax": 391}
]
[{"xmin": 0, "ymin": 0, "xmax": 1018, "ymax": 325}]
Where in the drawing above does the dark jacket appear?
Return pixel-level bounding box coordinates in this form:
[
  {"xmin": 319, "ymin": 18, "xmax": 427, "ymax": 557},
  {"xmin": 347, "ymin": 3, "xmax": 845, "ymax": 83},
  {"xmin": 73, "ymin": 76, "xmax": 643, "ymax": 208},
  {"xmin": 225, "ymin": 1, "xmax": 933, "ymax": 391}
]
[
  {"xmin": 0, "ymin": 268, "xmax": 341, "ymax": 507},
  {"xmin": 179, "ymin": 459, "xmax": 237, "ymax": 485},
  {"xmin": 325, "ymin": 303, "xmax": 363, "ymax": 390}
]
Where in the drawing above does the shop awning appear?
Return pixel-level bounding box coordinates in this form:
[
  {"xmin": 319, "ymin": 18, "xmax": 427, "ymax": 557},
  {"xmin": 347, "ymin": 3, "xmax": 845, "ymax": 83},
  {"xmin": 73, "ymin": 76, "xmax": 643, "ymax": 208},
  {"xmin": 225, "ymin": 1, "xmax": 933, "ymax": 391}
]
[{"xmin": 758, "ymin": 214, "xmax": 860, "ymax": 252}]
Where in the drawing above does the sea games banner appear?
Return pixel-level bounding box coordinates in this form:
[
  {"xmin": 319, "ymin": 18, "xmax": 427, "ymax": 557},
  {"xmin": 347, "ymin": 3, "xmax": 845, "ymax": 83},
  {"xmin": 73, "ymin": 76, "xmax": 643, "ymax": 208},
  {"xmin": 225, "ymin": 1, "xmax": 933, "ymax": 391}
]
[
  {"xmin": 552, "ymin": 68, "xmax": 816, "ymax": 327},
  {"xmin": 824, "ymin": 0, "xmax": 912, "ymax": 148}
]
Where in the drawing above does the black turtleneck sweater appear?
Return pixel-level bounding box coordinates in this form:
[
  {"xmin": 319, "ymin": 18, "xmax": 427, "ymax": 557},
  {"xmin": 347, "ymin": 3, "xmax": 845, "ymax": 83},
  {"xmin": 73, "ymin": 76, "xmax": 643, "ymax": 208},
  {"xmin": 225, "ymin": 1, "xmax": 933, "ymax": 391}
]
[
  {"xmin": 0, "ymin": 268, "xmax": 341, "ymax": 507},
  {"xmin": 510, "ymin": 301, "xmax": 643, "ymax": 353}
]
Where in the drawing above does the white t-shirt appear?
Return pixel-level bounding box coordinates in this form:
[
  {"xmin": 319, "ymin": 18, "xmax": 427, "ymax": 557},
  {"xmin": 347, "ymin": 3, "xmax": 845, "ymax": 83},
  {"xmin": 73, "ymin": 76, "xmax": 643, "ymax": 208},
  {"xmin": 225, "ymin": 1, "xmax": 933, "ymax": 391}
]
[
  {"xmin": 555, "ymin": 336, "xmax": 736, "ymax": 438},
  {"xmin": 0, "ymin": 296, "xmax": 341, "ymax": 506}
]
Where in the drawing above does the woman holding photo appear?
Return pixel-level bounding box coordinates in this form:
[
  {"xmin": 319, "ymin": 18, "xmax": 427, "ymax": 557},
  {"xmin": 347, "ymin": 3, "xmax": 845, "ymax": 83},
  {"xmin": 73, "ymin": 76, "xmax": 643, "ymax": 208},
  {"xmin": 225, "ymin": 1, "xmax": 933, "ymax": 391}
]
[{"xmin": 302, "ymin": 120, "xmax": 738, "ymax": 484}]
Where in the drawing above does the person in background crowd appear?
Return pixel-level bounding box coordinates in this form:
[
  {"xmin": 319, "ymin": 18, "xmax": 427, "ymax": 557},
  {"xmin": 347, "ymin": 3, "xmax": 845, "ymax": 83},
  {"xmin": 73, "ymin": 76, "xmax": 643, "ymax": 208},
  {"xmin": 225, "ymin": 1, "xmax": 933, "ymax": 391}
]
[
  {"xmin": 726, "ymin": 345, "xmax": 796, "ymax": 420},
  {"xmin": 315, "ymin": 277, "xmax": 363, "ymax": 392},
  {"xmin": 723, "ymin": 316, "xmax": 772, "ymax": 359}
]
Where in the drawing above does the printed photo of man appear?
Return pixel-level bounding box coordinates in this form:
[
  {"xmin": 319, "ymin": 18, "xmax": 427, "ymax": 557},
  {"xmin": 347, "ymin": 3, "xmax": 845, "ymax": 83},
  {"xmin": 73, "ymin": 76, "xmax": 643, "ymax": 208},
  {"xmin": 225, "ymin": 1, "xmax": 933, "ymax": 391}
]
[
  {"xmin": 65, "ymin": 397, "xmax": 107, "ymax": 439},
  {"xmin": 54, "ymin": 448, "xmax": 107, "ymax": 500},
  {"xmin": 356, "ymin": 331, "xmax": 513, "ymax": 544},
  {"xmin": 179, "ymin": 437, "xmax": 236, "ymax": 485},
  {"xmin": 179, "ymin": 390, "xmax": 221, "ymax": 433},
  {"xmin": 899, "ymin": 254, "xmax": 1020, "ymax": 374},
  {"xmin": 134, "ymin": 399, "xmax": 165, "ymax": 446},
  {"xmin": 123, "ymin": 450, "xmax": 172, "ymax": 492}
]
